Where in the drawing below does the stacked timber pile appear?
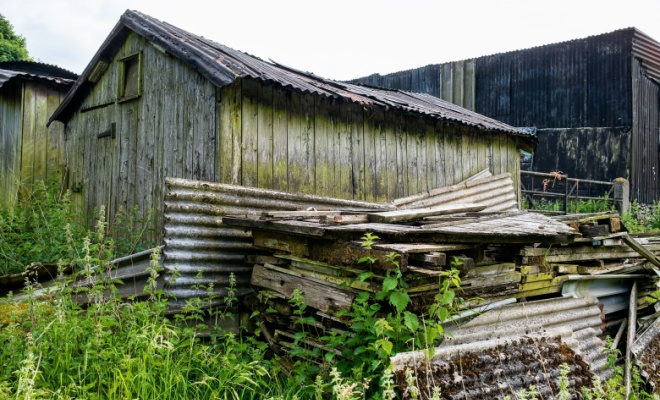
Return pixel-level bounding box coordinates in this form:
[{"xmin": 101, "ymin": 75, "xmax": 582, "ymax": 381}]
[{"xmin": 225, "ymin": 206, "xmax": 660, "ymax": 398}]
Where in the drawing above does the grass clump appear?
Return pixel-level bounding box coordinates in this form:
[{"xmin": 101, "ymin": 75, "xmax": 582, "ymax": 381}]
[{"xmin": 0, "ymin": 179, "xmax": 154, "ymax": 276}]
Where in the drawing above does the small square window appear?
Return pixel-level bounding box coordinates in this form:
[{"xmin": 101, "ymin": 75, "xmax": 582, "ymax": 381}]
[{"xmin": 119, "ymin": 54, "xmax": 141, "ymax": 101}]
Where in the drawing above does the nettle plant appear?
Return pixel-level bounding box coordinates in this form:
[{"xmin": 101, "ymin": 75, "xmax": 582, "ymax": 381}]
[{"xmin": 287, "ymin": 233, "xmax": 464, "ymax": 397}]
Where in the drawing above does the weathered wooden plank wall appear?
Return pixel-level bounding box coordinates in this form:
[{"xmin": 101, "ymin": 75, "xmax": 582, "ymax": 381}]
[
  {"xmin": 66, "ymin": 32, "xmax": 217, "ymax": 238},
  {"xmin": 218, "ymin": 80, "xmax": 519, "ymax": 202},
  {"xmin": 0, "ymin": 80, "xmax": 23, "ymax": 209},
  {"xmin": 0, "ymin": 80, "xmax": 68, "ymax": 209}
]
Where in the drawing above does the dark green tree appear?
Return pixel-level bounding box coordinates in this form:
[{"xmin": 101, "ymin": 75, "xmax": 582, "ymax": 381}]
[{"xmin": 0, "ymin": 14, "xmax": 31, "ymax": 62}]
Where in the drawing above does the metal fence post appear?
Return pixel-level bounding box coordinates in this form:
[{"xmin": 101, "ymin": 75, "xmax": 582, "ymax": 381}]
[{"xmin": 613, "ymin": 178, "xmax": 630, "ymax": 214}]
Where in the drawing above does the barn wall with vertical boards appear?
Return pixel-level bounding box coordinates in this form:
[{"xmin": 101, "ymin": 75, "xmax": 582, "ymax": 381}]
[
  {"xmin": 0, "ymin": 79, "xmax": 68, "ymax": 209},
  {"xmin": 65, "ymin": 31, "xmax": 217, "ymax": 241},
  {"xmin": 217, "ymin": 78, "xmax": 520, "ymax": 203}
]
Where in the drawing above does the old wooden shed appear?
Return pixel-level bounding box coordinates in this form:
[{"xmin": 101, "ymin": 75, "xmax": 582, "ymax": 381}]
[
  {"xmin": 353, "ymin": 28, "xmax": 660, "ymax": 204},
  {"xmin": 49, "ymin": 10, "xmax": 535, "ymax": 240},
  {"xmin": 0, "ymin": 61, "xmax": 77, "ymax": 208}
]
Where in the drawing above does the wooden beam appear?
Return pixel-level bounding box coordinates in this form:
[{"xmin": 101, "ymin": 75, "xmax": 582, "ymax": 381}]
[{"xmin": 367, "ymin": 203, "xmax": 486, "ymax": 223}]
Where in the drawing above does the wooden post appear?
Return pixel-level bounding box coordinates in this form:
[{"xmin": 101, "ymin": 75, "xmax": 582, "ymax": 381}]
[
  {"xmin": 625, "ymin": 281, "xmax": 637, "ymax": 399},
  {"xmin": 613, "ymin": 178, "xmax": 630, "ymax": 215}
]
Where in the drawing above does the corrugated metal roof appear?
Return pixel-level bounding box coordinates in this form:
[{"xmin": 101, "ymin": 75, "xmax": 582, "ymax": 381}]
[
  {"xmin": 48, "ymin": 9, "xmax": 534, "ymax": 142},
  {"xmin": 391, "ymin": 296, "xmax": 610, "ymax": 398},
  {"xmin": 0, "ymin": 61, "xmax": 77, "ymax": 89}
]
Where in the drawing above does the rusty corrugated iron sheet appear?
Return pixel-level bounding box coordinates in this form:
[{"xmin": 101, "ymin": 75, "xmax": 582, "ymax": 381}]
[
  {"xmin": 632, "ymin": 315, "xmax": 660, "ymax": 394},
  {"xmin": 391, "ymin": 296, "xmax": 609, "ymax": 398},
  {"xmin": 48, "ymin": 10, "xmax": 534, "ymax": 143},
  {"xmin": 162, "ymin": 177, "xmax": 392, "ymax": 308},
  {"xmin": 0, "ymin": 61, "xmax": 77, "ymax": 89},
  {"xmin": 393, "ymin": 172, "xmax": 518, "ymax": 212}
]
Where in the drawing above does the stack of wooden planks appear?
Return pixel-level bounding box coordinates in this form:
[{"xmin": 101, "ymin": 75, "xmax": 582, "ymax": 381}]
[{"xmin": 224, "ymin": 207, "xmax": 660, "ymax": 356}]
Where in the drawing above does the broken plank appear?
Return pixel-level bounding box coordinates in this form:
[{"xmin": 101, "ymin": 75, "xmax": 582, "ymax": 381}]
[
  {"xmin": 251, "ymin": 264, "xmax": 356, "ymax": 313},
  {"xmin": 367, "ymin": 203, "xmax": 486, "ymax": 223},
  {"xmin": 621, "ymin": 234, "xmax": 660, "ymax": 269}
]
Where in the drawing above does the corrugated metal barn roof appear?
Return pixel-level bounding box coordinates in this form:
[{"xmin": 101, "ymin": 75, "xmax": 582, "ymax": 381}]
[
  {"xmin": 48, "ymin": 9, "xmax": 534, "ymax": 142},
  {"xmin": 0, "ymin": 61, "xmax": 77, "ymax": 89}
]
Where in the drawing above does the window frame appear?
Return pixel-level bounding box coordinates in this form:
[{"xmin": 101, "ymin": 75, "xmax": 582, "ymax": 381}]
[{"xmin": 117, "ymin": 52, "xmax": 143, "ymax": 103}]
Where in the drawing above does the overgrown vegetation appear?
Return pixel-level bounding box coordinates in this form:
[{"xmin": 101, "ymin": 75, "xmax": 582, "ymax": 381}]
[
  {"xmin": 0, "ymin": 179, "xmax": 154, "ymax": 276},
  {"xmin": 0, "ymin": 180, "xmax": 658, "ymax": 398}
]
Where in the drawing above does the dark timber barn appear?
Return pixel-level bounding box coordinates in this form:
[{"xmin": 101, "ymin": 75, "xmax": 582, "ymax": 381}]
[
  {"xmin": 353, "ymin": 28, "xmax": 660, "ymax": 204},
  {"xmin": 0, "ymin": 62, "xmax": 77, "ymax": 208},
  {"xmin": 49, "ymin": 10, "xmax": 535, "ymax": 241}
]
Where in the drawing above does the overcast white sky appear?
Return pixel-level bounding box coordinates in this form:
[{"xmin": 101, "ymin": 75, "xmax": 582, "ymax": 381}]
[{"xmin": 4, "ymin": 0, "xmax": 660, "ymax": 81}]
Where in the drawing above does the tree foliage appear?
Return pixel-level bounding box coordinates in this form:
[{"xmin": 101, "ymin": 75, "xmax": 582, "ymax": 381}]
[{"xmin": 0, "ymin": 13, "xmax": 31, "ymax": 62}]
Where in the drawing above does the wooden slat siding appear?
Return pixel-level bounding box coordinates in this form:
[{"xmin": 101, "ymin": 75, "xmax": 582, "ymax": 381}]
[
  {"xmin": 20, "ymin": 83, "xmax": 36, "ymax": 183},
  {"xmin": 218, "ymin": 82, "xmax": 242, "ymax": 185},
  {"xmin": 350, "ymin": 104, "xmax": 365, "ymax": 200},
  {"xmin": 313, "ymin": 96, "xmax": 334, "ymax": 197},
  {"xmin": 382, "ymin": 110, "xmax": 397, "ymax": 200},
  {"xmin": 417, "ymin": 118, "xmax": 430, "ymax": 193},
  {"xmin": 440, "ymin": 122, "xmax": 461, "ymax": 186},
  {"xmin": 431, "ymin": 121, "xmax": 447, "ymax": 188},
  {"xmin": 363, "ymin": 110, "xmax": 377, "ymax": 202},
  {"xmin": 424, "ymin": 120, "xmax": 436, "ymax": 192},
  {"xmin": 241, "ymin": 78, "xmax": 259, "ymax": 187},
  {"xmin": 476, "ymin": 131, "xmax": 489, "ymax": 174},
  {"xmin": 287, "ymin": 89, "xmax": 315, "ymax": 194},
  {"xmin": 136, "ymin": 91, "xmax": 153, "ymax": 227},
  {"xmin": 461, "ymin": 129, "xmax": 474, "ymax": 182},
  {"xmin": 257, "ymin": 82, "xmax": 274, "ymax": 189},
  {"xmin": 46, "ymin": 89, "xmax": 65, "ymax": 180},
  {"xmin": 271, "ymin": 87, "xmax": 288, "ymax": 191},
  {"xmin": 200, "ymin": 75, "xmax": 216, "ymax": 182},
  {"xmin": 0, "ymin": 80, "xmax": 23, "ymax": 208},
  {"xmin": 405, "ymin": 117, "xmax": 419, "ymax": 195},
  {"xmin": 394, "ymin": 112, "xmax": 407, "ymax": 198},
  {"xmin": 369, "ymin": 109, "xmax": 389, "ymax": 202},
  {"xmin": 32, "ymin": 83, "xmax": 49, "ymax": 181},
  {"xmin": 330, "ymin": 98, "xmax": 342, "ymax": 198},
  {"xmin": 337, "ymin": 101, "xmax": 354, "ymax": 198},
  {"xmin": 188, "ymin": 74, "xmax": 200, "ymax": 179},
  {"xmin": 492, "ymin": 132, "xmax": 504, "ymax": 176}
]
